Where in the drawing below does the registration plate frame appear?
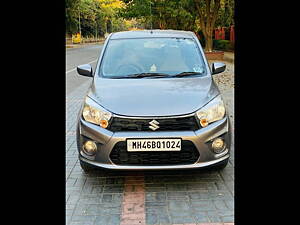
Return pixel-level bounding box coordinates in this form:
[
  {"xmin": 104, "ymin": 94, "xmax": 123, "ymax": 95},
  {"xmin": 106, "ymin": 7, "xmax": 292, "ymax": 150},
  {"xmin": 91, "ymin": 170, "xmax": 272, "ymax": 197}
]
[{"xmin": 126, "ymin": 138, "xmax": 182, "ymax": 152}]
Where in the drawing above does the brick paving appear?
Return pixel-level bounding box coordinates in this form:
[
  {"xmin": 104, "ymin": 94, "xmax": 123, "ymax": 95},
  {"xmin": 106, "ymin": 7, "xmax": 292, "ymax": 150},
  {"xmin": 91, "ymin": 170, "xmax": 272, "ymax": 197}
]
[
  {"xmin": 66, "ymin": 58, "xmax": 234, "ymax": 225},
  {"xmin": 120, "ymin": 176, "xmax": 146, "ymax": 225}
]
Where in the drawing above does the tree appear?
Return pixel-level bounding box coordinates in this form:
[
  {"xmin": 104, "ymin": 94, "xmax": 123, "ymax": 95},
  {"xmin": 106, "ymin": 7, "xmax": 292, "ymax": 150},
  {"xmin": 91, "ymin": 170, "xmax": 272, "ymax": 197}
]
[
  {"xmin": 194, "ymin": 0, "xmax": 221, "ymax": 52},
  {"xmin": 66, "ymin": 0, "xmax": 81, "ymax": 34},
  {"xmin": 66, "ymin": 0, "xmax": 128, "ymax": 37},
  {"xmin": 98, "ymin": 0, "xmax": 125, "ymax": 33},
  {"xmin": 120, "ymin": 0, "xmax": 196, "ymax": 30},
  {"xmin": 154, "ymin": 0, "xmax": 196, "ymax": 31},
  {"xmin": 215, "ymin": 0, "xmax": 234, "ymax": 28},
  {"xmin": 78, "ymin": 0, "xmax": 99, "ymax": 36},
  {"xmin": 120, "ymin": 0, "xmax": 227, "ymax": 51},
  {"xmin": 78, "ymin": 0, "xmax": 127, "ymax": 37},
  {"xmin": 120, "ymin": 0, "xmax": 153, "ymax": 29}
]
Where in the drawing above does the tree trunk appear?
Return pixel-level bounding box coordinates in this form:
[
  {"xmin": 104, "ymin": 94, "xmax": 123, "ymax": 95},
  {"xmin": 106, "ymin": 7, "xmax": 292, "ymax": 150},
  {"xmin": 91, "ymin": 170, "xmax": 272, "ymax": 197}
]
[
  {"xmin": 205, "ymin": 34, "xmax": 213, "ymax": 52},
  {"xmin": 194, "ymin": 0, "xmax": 221, "ymax": 52},
  {"xmin": 203, "ymin": 26, "xmax": 213, "ymax": 52}
]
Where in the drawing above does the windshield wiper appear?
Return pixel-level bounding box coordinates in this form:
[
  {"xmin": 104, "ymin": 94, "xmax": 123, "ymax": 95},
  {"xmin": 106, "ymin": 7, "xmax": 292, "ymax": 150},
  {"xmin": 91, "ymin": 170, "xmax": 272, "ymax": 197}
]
[
  {"xmin": 172, "ymin": 71, "xmax": 204, "ymax": 77},
  {"xmin": 110, "ymin": 73, "xmax": 171, "ymax": 79}
]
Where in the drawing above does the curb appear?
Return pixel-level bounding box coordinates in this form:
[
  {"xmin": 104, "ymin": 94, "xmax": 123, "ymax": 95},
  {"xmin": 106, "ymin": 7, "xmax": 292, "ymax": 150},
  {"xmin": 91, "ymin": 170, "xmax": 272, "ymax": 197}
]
[{"xmin": 66, "ymin": 41, "xmax": 105, "ymax": 49}]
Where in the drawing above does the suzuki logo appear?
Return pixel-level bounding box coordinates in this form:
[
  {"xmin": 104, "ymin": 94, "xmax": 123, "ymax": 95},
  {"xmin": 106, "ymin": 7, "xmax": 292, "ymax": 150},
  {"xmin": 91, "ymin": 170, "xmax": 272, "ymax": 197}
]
[{"xmin": 149, "ymin": 120, "xmax": 160, "ymax": 131}]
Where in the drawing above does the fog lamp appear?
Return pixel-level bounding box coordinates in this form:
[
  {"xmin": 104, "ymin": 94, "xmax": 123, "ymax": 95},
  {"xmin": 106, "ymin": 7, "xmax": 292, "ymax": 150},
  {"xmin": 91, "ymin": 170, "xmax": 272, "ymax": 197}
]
[
  {"xmin": 211, "ymin": 138, "xmax": 225, "ymax": 153},
  {"xmin": 83, "ymin": 140, "xmax": 97, "ymax": 155}
]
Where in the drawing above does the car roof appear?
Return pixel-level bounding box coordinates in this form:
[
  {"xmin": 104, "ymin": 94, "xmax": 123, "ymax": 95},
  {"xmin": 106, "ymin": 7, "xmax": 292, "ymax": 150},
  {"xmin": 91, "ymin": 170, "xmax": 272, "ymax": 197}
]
[{"xmin": 110, "ymin": 30, "xmax": 195, "ymax": 40}]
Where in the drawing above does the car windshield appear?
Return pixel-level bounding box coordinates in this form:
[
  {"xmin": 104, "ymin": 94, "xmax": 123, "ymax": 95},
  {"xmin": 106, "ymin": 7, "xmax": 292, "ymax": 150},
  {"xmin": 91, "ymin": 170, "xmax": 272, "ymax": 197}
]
[{"xmin": 99, "ymin": 37, "xmax": 207, "ymax": 78}]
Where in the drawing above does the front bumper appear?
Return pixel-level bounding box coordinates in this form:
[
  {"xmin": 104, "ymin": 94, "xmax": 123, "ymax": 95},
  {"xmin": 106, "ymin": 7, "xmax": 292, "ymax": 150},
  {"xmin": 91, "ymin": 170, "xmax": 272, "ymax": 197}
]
[{"xmin": 77, "ymin": 116, "xmax": 231, "ymax": 170}]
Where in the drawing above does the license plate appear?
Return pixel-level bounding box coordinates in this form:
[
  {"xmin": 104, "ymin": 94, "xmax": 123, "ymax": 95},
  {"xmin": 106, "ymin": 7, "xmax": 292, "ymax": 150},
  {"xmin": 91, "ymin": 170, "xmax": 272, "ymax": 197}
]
[{"xmin": 127, "ymin": 138, "xmax": 181, "ymax": 152}]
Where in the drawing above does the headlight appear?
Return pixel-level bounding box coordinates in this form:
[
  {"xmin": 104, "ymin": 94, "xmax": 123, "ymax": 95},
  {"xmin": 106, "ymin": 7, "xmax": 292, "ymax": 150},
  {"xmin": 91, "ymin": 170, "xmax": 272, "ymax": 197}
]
[
  {"xmin": 82, "ymin": 97, "xmax": 112, "ymax": 128},
  {"xmin": 196, "ymin": 95, "xmax": 226, "ymax": 127}
]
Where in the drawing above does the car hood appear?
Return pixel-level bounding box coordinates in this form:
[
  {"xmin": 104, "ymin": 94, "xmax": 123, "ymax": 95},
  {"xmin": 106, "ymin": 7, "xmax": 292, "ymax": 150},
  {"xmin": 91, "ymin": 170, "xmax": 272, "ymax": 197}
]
[{"xmin": 87, "ymin": 77, "xmax": 219, "ymax": 117}]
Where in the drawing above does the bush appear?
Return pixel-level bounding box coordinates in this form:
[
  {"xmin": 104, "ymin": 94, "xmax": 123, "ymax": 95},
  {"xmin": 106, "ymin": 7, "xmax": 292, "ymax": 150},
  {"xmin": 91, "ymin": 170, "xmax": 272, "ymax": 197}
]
[
  {"xmin": 197, "ymin": 30, "xmax": 206, "ymax": 48},
  {"xmin": 213, "ymin": 39, "xmax": 234, "ymax": 51}
]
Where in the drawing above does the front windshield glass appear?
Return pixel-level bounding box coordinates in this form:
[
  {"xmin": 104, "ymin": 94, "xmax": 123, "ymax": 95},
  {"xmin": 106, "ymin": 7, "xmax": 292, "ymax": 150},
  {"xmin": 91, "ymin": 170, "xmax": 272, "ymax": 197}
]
[{"xmin": 99, "ymin": 37, "xmax": 207, "ymax": 78}]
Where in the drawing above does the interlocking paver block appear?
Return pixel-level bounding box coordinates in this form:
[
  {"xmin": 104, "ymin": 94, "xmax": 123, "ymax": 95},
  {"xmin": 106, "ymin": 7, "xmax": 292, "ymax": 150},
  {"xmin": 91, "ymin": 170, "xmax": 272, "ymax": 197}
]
[
  {"xmin": 94, "ymin": 214, "xmax": 121, "ymax": 225},
  {"xmin": 171, "ymin": 215, "xmax": 195, "ymax": 224},
  {"xmin": 191, "ymin": 200, "xmax": 216, "ymax": 211},
  {"xmin": 168, "ymin": 200, "xmax": 190, "ymax": 211},
  {"xmin": 193, "ymin": 211, "xmax": 210, "ymax": 223},
  {"xmin": 146, "ymin": 192, "xmax": 166, "ymax": 202}
]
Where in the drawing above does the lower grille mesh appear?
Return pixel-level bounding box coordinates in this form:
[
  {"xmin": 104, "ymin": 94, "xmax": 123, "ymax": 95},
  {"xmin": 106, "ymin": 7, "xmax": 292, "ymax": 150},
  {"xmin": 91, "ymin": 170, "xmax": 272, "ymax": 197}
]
[{"xmin": 109, "ymin": 140, "xmax": 199, "ymax": 166}]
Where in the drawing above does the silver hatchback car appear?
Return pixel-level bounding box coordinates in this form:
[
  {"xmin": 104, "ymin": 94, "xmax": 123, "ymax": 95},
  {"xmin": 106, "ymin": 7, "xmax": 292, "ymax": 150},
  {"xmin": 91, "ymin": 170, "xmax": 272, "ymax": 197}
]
[{"xmin": 76, "ymin": 30, "xmax": 231, "ymax": 172}]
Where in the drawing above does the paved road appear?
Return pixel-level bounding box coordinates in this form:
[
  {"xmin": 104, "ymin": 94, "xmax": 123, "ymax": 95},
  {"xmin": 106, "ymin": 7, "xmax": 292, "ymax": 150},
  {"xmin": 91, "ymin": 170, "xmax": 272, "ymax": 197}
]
[
  {"xmin": 66, "ymin": 45, "xmax": 103, "ymax": 95},
  {"xmin": 66, "ymin": 44, "xmax": 234, "ymax": 225}
]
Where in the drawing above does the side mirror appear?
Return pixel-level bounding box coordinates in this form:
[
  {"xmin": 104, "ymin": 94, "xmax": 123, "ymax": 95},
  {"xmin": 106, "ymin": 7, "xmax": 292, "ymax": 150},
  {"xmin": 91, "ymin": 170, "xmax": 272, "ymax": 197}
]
[
  {"xmin": 77, "ymin": 64, "xmax": 93, "ymax": 77},
  {"xmin": 212, "ymin": 62, "xmax": 226, "ymax": 75}
]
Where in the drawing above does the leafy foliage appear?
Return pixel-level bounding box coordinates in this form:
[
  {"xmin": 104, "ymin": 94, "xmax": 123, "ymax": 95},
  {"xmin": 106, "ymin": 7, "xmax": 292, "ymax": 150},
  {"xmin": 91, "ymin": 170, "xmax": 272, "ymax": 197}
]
[
  {"xmin": 66, "ymin": 0, "xmax": 234, "ymax": 50},
  {"xmin": 66, "ymin": 0, "xmax": 81, "ymax": 34},
  {"xmin": 120, "ymin": 0, "xmax": 196, "ymax": 30},
  {"xmin": 215, "ymin": 0, "xmax": 234, "ymax": 27},
  {"xmin": 66, "ymin": 0, "xmax": 128, "ymax": 36},
  {"xmin": 213, "ymin": 39, "xmax": 234, "ymax": 51}
]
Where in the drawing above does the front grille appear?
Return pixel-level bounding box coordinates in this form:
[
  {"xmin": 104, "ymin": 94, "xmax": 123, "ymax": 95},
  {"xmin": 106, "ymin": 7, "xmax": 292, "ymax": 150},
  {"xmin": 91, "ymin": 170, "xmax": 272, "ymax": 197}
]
[
  {"xmin": 109, "ymin": 140, "xmax": 200, "ymax": 166},
  {"xmin": 108, "ymin": 116, "xmax": 199, "ymax": 132}
]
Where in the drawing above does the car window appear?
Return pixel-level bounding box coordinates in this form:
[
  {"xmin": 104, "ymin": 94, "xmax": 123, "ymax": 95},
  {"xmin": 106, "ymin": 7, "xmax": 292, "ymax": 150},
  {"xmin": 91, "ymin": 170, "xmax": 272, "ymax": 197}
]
[{"xmin": 99, "ymin": 37, "xmax": 206, "ymax": 78}]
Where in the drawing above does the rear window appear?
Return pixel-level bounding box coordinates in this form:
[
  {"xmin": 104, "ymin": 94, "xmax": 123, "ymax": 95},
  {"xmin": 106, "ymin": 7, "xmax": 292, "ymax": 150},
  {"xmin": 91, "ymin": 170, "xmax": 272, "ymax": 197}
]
[{"xmin": 98, "ymin": 37, "xmax": 206, "ymax": 78}]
